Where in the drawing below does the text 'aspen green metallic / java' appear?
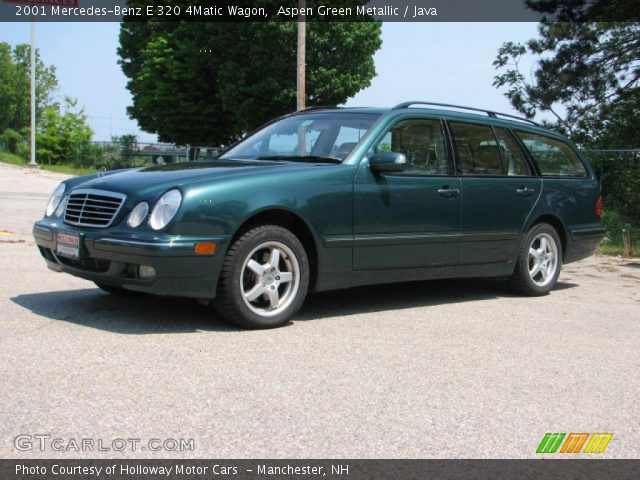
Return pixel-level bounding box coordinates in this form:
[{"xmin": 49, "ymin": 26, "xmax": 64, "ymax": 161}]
[{"xmin": 33, "ymin": 102, "xmax": 605, "ymax": 328}]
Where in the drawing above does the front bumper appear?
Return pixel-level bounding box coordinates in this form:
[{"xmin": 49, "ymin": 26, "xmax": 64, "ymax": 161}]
[{"xmin": 33, "ymin": 220, "xmax": 229, "ymax": 299}]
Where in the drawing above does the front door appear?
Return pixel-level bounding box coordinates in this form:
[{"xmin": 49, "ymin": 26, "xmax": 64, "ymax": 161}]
[{"xmin": 353, "ymin": 117, "xmax": 461, "ymax": 270}]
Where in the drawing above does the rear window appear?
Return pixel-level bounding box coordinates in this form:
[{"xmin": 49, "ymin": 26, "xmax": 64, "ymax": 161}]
[{"xmin": 515, "ymin": 131, "xmax": 587, "ymax": 177}]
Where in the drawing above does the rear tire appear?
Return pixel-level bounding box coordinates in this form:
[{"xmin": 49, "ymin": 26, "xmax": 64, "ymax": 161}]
[
  {"xmin": 510, "ymin": 223, "xmax": 562, "ymax": 296},
  {"xmin": 214, "ymin": 225, "xmax": 310, "ymax": 329}
]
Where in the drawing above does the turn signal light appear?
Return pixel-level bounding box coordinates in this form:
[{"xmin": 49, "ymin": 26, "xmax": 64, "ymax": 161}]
[{"xmin": 194, "ymin": 242, "xmax": 217, "ymax": 255}]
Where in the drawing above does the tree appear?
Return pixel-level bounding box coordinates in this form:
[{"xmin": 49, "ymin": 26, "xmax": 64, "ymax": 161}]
[
  {"xmin": 519, "ymin": 0, "xmax": 639, "ymax": 23},
  {"xmin": 118, "ymin": 4, "xmax": 382, "ymax": 145},
  {"xmin": 36, "ymin": 97, "xmax": 95, "ymax": 165},
  {"xmin": 493, "ymin": 5, "xmax": 639, "ymax": 147},
  {"xmin": 0, "ymin": 42, "xmax": 58, "ymax": 133}
]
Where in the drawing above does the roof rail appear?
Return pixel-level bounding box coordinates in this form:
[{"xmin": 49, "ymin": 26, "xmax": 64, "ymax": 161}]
[
  {"xmin": 392, "ymin": 101, "xmax": 541, "ymax": 127},
  {"xmin": 299, "ymin": 105, "xmax": 339, "ymax": 112}
]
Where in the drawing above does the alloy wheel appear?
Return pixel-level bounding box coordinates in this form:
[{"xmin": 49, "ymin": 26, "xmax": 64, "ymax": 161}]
[
  {"xmin": 527, "ymin": 233, "xmax": 559, "ymax": 287},
  {"xmin": 239, "ymin": 241, "xmax": 300, "ymax": 317}
]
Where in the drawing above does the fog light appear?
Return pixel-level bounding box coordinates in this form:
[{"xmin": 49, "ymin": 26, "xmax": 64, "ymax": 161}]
[{"xmin": 138, "ymin": 265, "xmax": 156, "ymax": 279}]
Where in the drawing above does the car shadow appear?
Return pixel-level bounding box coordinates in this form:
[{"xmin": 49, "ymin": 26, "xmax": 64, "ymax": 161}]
[
  {"xmin": 11, "ymin": 289, "xmax": 236, "ymax": 334},
  {"xmin": 11, "ymin": 279, "xmax": 578, "ymax": 334},
  {"xmin": 297, "ymin": 279, "xmax": 578, "ymax": 321}
]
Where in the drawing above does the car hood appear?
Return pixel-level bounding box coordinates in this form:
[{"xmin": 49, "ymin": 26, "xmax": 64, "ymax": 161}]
[{"xmin": 67, "ymin": 159, "xmax": 296, "ymax": 198}]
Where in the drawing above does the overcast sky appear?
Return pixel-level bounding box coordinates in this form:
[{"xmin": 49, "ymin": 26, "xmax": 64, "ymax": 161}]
[{"xmin": 1, "ymin": 22, "xmax": 540, "ymax": 143}]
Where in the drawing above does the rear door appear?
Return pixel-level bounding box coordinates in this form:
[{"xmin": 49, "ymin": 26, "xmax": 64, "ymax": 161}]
[{"xmin": 448, "ymin": 121, "xmax": 541, "ymax": 265}]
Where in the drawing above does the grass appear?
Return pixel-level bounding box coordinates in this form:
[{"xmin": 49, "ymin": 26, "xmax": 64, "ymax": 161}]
[
  {"xmin": 598, "ymin": 239, "xmax": 640, "ymax": 258},
  {"xmin": 38, "ymin": 163, "xmax": 97, "ymax": 176},
  {"xmin": 0, "ymin": 151, "xmax": 25, "ymax": 166},
  {"xmin": 0, "ymin": 151, "xmax": 96, "ymax": 176}
]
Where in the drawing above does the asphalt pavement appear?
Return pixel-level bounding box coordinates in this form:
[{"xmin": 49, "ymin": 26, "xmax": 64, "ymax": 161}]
[{"xmin": 1, "ymin": 162, "xmax": 639, "ymax": 459}]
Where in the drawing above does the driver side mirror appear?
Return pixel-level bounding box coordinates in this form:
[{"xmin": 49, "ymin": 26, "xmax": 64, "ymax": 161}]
[{"xmin": 369, "ymin": 152, "xmax": 407, "ymax": 174}]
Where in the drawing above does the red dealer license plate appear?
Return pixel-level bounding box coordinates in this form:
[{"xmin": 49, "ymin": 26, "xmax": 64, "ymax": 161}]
[{"xmin": 55, "ymin": 232, "xmax": 80, "ymax": 259}]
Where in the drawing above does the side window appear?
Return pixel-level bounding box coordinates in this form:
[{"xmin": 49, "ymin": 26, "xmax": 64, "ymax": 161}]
[
  {"xmin": 374, "ymin": 119, "xmax": 448, "ymax": 175},
  {"xmin": 449, "ymin": 122, "xmax": 504, "ymax": 175},
  {"xmin": 515, "ymin": 131, "xmax": 587, "ymax": 177},
  {"xmin": 494, "ymin": 128, "xmax": 530, "ymax": 176}
]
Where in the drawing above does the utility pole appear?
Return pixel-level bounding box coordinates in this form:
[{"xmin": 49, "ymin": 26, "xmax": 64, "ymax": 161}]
[
  {"xmin": 296, "ymin": 0, "xmax": 307, "ymax": 155},
  {"xmin": 296, "ymin": 0, "xmax": 306, "ymax": 111},
  {"xmin": 29, "ymin": 21, "xmax": 37, "ymax": 166}
]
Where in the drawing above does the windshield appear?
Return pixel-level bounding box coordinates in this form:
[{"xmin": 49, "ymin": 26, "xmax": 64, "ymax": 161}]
[{"xmin": 220, "ymin": 112, "xmax": 380, "ymax": 162}]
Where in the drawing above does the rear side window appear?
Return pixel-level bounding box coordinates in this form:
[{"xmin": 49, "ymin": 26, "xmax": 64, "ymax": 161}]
[
  {"xmin": 515, "ymin": 131, "xmax": 587, "ymax": 177},
  {"xmin": 493, "ymin": 128, "xmax": 530, "ymax": 176},
  {"xmin": 449, "ymin": 122, "xmax": 503, "ymax": 175}
]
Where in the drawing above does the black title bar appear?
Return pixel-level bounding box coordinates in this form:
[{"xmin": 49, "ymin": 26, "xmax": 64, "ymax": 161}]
[{"xmin": 0, "ymin": 0, "xmax": 638, "ymax": 22}]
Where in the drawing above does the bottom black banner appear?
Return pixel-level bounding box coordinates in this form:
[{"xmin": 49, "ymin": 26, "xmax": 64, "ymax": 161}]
[{"xmin": 3, "ymin": 459, "xmax": 639, "ymax": 480}]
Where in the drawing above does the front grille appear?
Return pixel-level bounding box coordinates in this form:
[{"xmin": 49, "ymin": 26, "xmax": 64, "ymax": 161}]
[{"xmin": 64, "ymin": 189, "xmax": 126, "ymax": 228}]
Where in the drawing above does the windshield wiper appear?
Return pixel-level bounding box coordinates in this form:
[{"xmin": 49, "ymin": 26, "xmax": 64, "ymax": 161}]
[{"xmin": 255, "ymin": 155, "xmax": 342, "ymax": 164}]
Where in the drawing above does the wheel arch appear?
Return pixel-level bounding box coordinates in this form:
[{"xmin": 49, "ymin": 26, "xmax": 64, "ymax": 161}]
[{"xmin": 226, "ymin": 208, "xmax": 320, "ymax": 292}]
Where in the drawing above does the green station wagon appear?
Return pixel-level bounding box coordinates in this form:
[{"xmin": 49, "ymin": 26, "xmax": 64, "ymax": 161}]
[{"xmin": 33, "ymin": 102, "xmax": 604, "ymax": 328}]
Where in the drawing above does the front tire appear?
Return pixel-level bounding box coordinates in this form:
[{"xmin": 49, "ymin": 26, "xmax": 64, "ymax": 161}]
[
  {"xmin": 214, "ymin": 225, "xmax": 310, "ymax": 329},
  {"xmin": 510, "ymin": 223, "xmax": 562, "ymax": 296}
]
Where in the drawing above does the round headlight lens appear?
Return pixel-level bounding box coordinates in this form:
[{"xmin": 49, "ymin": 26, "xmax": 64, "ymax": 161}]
[
  {"xmin": 149, "ymin": 189, "xmax": 182, "ymax": 230},
  {"xmin": 127, "ymin": 202, "xmax": 149, "ymax": 228},
  {"xmin": 45, "ymin": 183, "xmax": 66, "ymax": 216}
]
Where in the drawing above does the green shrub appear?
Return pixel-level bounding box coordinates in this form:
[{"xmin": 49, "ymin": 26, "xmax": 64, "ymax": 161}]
[
  {"xmin": 601, "ymin": 210, "xmax": 625, "ymax": 241},
  {"xmin": 588, "ymin": 153, "xmax": 640, "ymax": 226},
  {"xmin": 0, "ymin": 128, "xmax": 23, "ymax": 154}
]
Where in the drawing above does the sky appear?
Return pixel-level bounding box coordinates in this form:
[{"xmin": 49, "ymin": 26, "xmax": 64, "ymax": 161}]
[{"xmin": 1, "ymin": 21, "xmax": 540, "ymax": 144}]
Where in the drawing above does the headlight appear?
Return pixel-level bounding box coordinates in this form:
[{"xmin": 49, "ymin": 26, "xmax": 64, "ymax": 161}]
[
  {"xmin": 127, "ymin": 202, "xmax": 149, "ymax": 228},
  {"xmin": 45, "ymin": 183, "xmax": 66, "ymax": 216},
  {"xmin": 149, "ymin": 189, "xmax": 182, "ymax": 230},
  {"xmin": 54, "ymin": 195, "xmax": 68, "ymax": 218}
]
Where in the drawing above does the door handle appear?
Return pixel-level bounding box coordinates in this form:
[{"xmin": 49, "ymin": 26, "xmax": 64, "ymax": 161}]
[
  {"xmin": 516, "ymin": 186, "xmax": 535, "ymax": 196},
  {"xmin": 437, "ymin": 187, "xmax": 461, "ymax": 198}
]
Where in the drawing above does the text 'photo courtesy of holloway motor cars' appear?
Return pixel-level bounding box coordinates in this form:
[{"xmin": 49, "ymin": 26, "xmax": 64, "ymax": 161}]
[{"xmin": 33, "ymin": 102, "xmax": 604, "ymax": 329}]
